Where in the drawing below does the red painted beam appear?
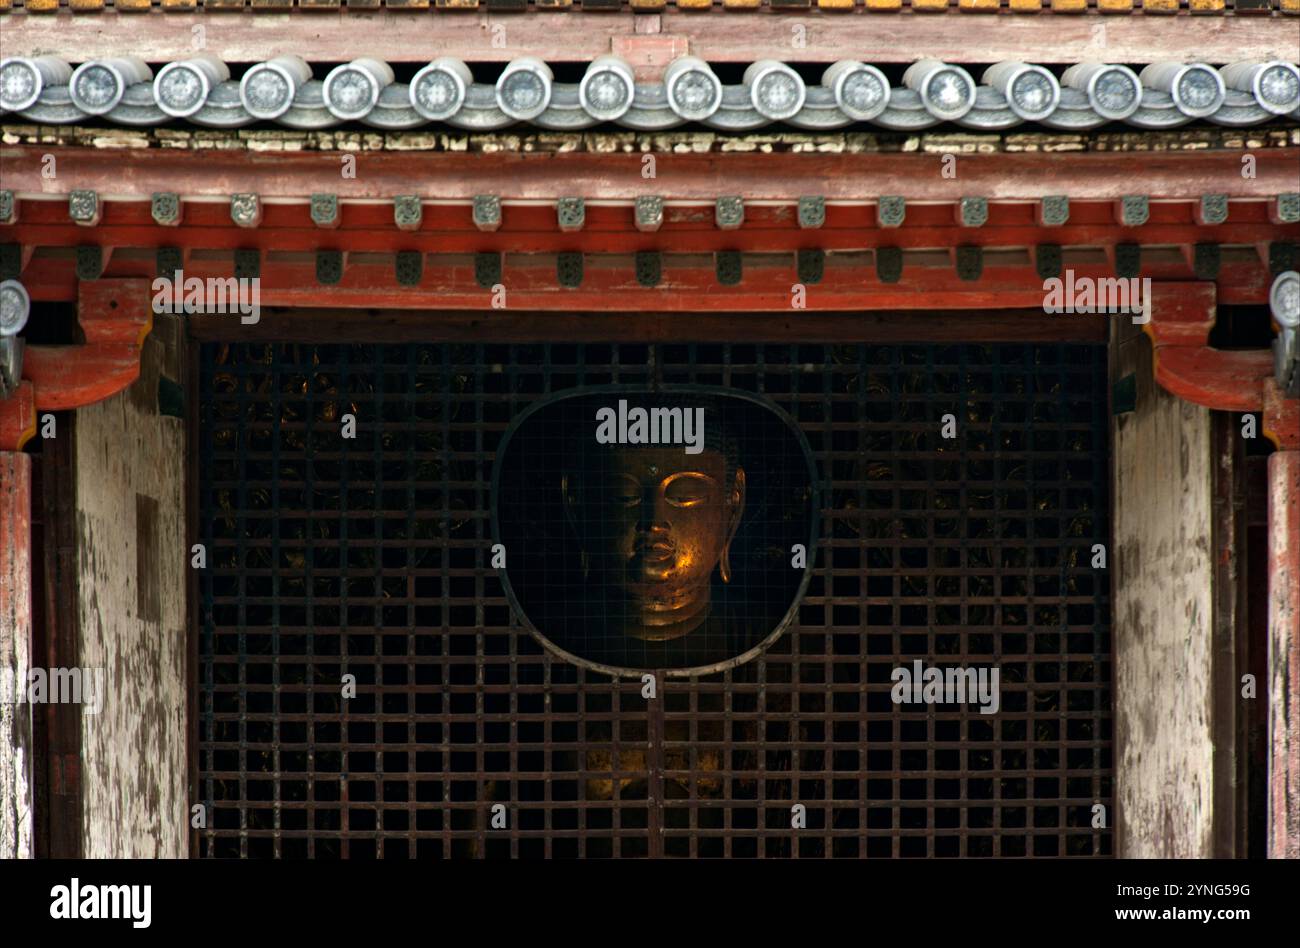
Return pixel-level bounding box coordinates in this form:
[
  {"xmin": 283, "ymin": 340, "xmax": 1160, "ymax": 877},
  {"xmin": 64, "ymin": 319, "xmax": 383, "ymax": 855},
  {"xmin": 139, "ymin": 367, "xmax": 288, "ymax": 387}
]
[
  {"xmin": 7, "ymin": 189, "xmax": 1288, "ymax": 235},
  {"xmin": 6, "ymin": 220, "xmax": 1291, "ymax": 259},
  {"xmin": 3, "ymin": 146, "xmax": 1297, "ymax": 204},
  {"xmin": 10, "ymin": 254, "xmax": 1278, "ymax": 311}
]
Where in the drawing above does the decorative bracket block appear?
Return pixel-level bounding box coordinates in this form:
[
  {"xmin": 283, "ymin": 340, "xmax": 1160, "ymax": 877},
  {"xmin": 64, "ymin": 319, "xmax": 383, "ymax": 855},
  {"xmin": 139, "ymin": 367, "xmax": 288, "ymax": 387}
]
[
  {"xmin": 230, "ymin": 193, "xmax": 261, "ymax": 228},
  {"xmin": 1118, "ymin": 195, "xmax": 1149, "ymax": 227},
  {"xmin": 797, "ymin": 196, "xmax": 825, "ymax": 230},
  {"xmin": 715, "ymin": 196, "xmax": 744, "ymax": 231},
  {"xmin": 152, "ymin": 192, "xmax": 181, "ymax": 227},
  {"xmin": 1145, "ymin": 282, "xmax": 1273, "ymax": 414},
  {"xmin": 311, "ymin": 193, "xmax": 340, "ymax": 228},
  {"xmin": 1273, "ymin": 193, "xmax": 1300, "ymax": 225},
  {"xmin": 557, "ymin": 198, "xmax": 585, "ymax": 233},
  {"xmin": 958, "ymin": 197, "xmax": 988, "ymax": 228},
  {"xmin": 19, "ymin": 279, "xmax": 154, "ymax": 413},
  {"xmin": 1196, "ymin": 193, "xmax": 1228, "ymax": 226},
  {"xmin": 393, "ymin": 195, "xmax": 423, "ymax": 232},
  {"xmin": 473, "ymin": 195, "xmax": 502, "ymax": 232},
  {"xmin": 69, "ymin": 190, "xmax": 100, "ymax": 226},
  {"xmin": 877, "ymin": 196, "xmax": 905, "ymax": 229},
  {"xmin": 635, "ymin": 196, "xmax": 664, "ymax": 233},
  {"xmin": 1038, "ymin": 195, "xmax": 1070, "ymax": 227}
]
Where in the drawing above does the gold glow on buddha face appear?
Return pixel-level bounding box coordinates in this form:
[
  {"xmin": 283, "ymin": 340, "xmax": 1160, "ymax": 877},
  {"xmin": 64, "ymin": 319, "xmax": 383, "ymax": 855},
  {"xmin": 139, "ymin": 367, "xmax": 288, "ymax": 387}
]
[{"xmin": 565, "ymin": 445, "xmax": 745, "ymax": 642}]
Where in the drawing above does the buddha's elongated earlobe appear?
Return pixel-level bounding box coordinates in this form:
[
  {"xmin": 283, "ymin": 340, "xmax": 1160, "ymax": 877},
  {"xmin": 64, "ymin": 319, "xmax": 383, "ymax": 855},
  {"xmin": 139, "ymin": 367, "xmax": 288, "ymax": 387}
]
[
  {"xmin": 562, "ymin": 473, "xmax": 590, "ymax": 580},
  {"xmin": 718, "ymin": 466, "xmax": 745, "ymax": 585}
]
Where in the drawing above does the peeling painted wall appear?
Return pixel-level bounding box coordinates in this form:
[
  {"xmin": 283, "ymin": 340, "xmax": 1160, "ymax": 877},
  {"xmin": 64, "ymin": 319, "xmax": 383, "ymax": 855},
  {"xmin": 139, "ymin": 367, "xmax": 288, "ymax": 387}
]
[
  {"xmin": 1112, "ymin": 321, "xmax": 1217, "ymax": 857},
  {"xmin": 74, "ymin": 323, "xmax": 187, "ymax": 858}
]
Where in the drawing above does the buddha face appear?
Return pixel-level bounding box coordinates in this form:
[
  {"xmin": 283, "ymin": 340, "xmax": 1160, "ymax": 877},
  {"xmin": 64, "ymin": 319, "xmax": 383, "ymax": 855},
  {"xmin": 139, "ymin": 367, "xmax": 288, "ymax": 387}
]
[{"xmin": 564, "ymin": 445, "xmax": 746, "ymax": 641}]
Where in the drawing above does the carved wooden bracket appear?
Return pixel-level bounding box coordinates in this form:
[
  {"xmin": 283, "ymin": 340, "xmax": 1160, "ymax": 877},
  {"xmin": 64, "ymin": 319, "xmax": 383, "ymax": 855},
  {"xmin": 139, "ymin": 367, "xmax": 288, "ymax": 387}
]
[
  {"xmin": 1147, "ymin": 281, "xmax": 1298, "ymax": 450},
  {"xmin": 1, "ymin": 279, "xmax": 152, "ymax": 450}
]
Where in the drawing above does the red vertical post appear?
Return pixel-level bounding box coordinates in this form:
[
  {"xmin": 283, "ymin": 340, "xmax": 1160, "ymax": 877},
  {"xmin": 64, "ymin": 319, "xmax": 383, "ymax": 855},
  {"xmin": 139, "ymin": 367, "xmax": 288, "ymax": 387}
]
[
  {"xmin": 1266, "ymin": 382, "xmax": 1300, "ymax": 859},
  {"xmin": 0, "ymin": 449, "xmax": 33, "ymax": 859}
]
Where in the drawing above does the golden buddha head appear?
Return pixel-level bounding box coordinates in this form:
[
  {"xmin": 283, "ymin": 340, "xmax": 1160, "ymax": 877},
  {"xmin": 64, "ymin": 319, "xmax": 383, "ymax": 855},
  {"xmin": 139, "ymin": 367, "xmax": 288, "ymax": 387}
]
[{"xmin": 562, "ymin": 398, "xmax": 745, "ymax": 642}]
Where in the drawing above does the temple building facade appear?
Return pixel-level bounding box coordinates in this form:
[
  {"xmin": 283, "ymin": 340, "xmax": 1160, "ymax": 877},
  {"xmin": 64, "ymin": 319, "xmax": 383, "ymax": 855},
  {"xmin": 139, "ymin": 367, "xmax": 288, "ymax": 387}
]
[{"xmin": 0, "ymin": 1, "xmax": 1298, "ymax": 860}]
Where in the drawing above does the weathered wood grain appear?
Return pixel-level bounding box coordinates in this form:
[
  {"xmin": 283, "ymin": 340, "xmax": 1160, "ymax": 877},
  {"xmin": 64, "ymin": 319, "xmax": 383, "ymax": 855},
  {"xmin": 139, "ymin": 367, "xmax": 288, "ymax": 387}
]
[
  {"xmin": 2, "ymin": 9, "xmax": 1294, "ymax": 63},
  {"xmin": 73, "ymin": 318, "xmax": 188, "ymax": 858},
  {"xmin": 1112, "ymin": 303, "xmax": 1217, "ymax": 857}
]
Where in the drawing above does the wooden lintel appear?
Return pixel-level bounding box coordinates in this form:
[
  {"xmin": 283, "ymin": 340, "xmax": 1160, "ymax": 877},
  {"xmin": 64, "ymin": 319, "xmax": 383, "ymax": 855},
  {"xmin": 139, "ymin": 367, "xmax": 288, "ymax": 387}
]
[
  {"xmin": 4, "ymin": 218, "xmax": 1293, "ymax": 260},
  {"xmin": 1, "ymin": 9, "xmax": 1294, "ymax": 65},
  {"xmin": 13, "ymin": 252, "xmax": 1279, "ymax": 308},
  {"xmin": 2, "ymin": 146, "xmax": 1297, "ymax": 205}
]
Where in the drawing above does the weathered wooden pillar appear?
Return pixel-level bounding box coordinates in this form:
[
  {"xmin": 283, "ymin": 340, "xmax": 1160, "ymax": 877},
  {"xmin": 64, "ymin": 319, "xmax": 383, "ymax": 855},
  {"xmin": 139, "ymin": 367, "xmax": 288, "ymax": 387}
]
[
  {"xmin": 0, "ymin": 449, "xmax": 33, "ymax": 860},
  {"xmin": 71, "ymin": 307, "xmax": 188, "ymax": 858},
  {"xmin": 1265, "ymin": 382, "xmax": 1300, "ymax": 858},
  {"xmin": 1112, "ymin": 302, "xmax": 1218, "ymax": 857}
]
